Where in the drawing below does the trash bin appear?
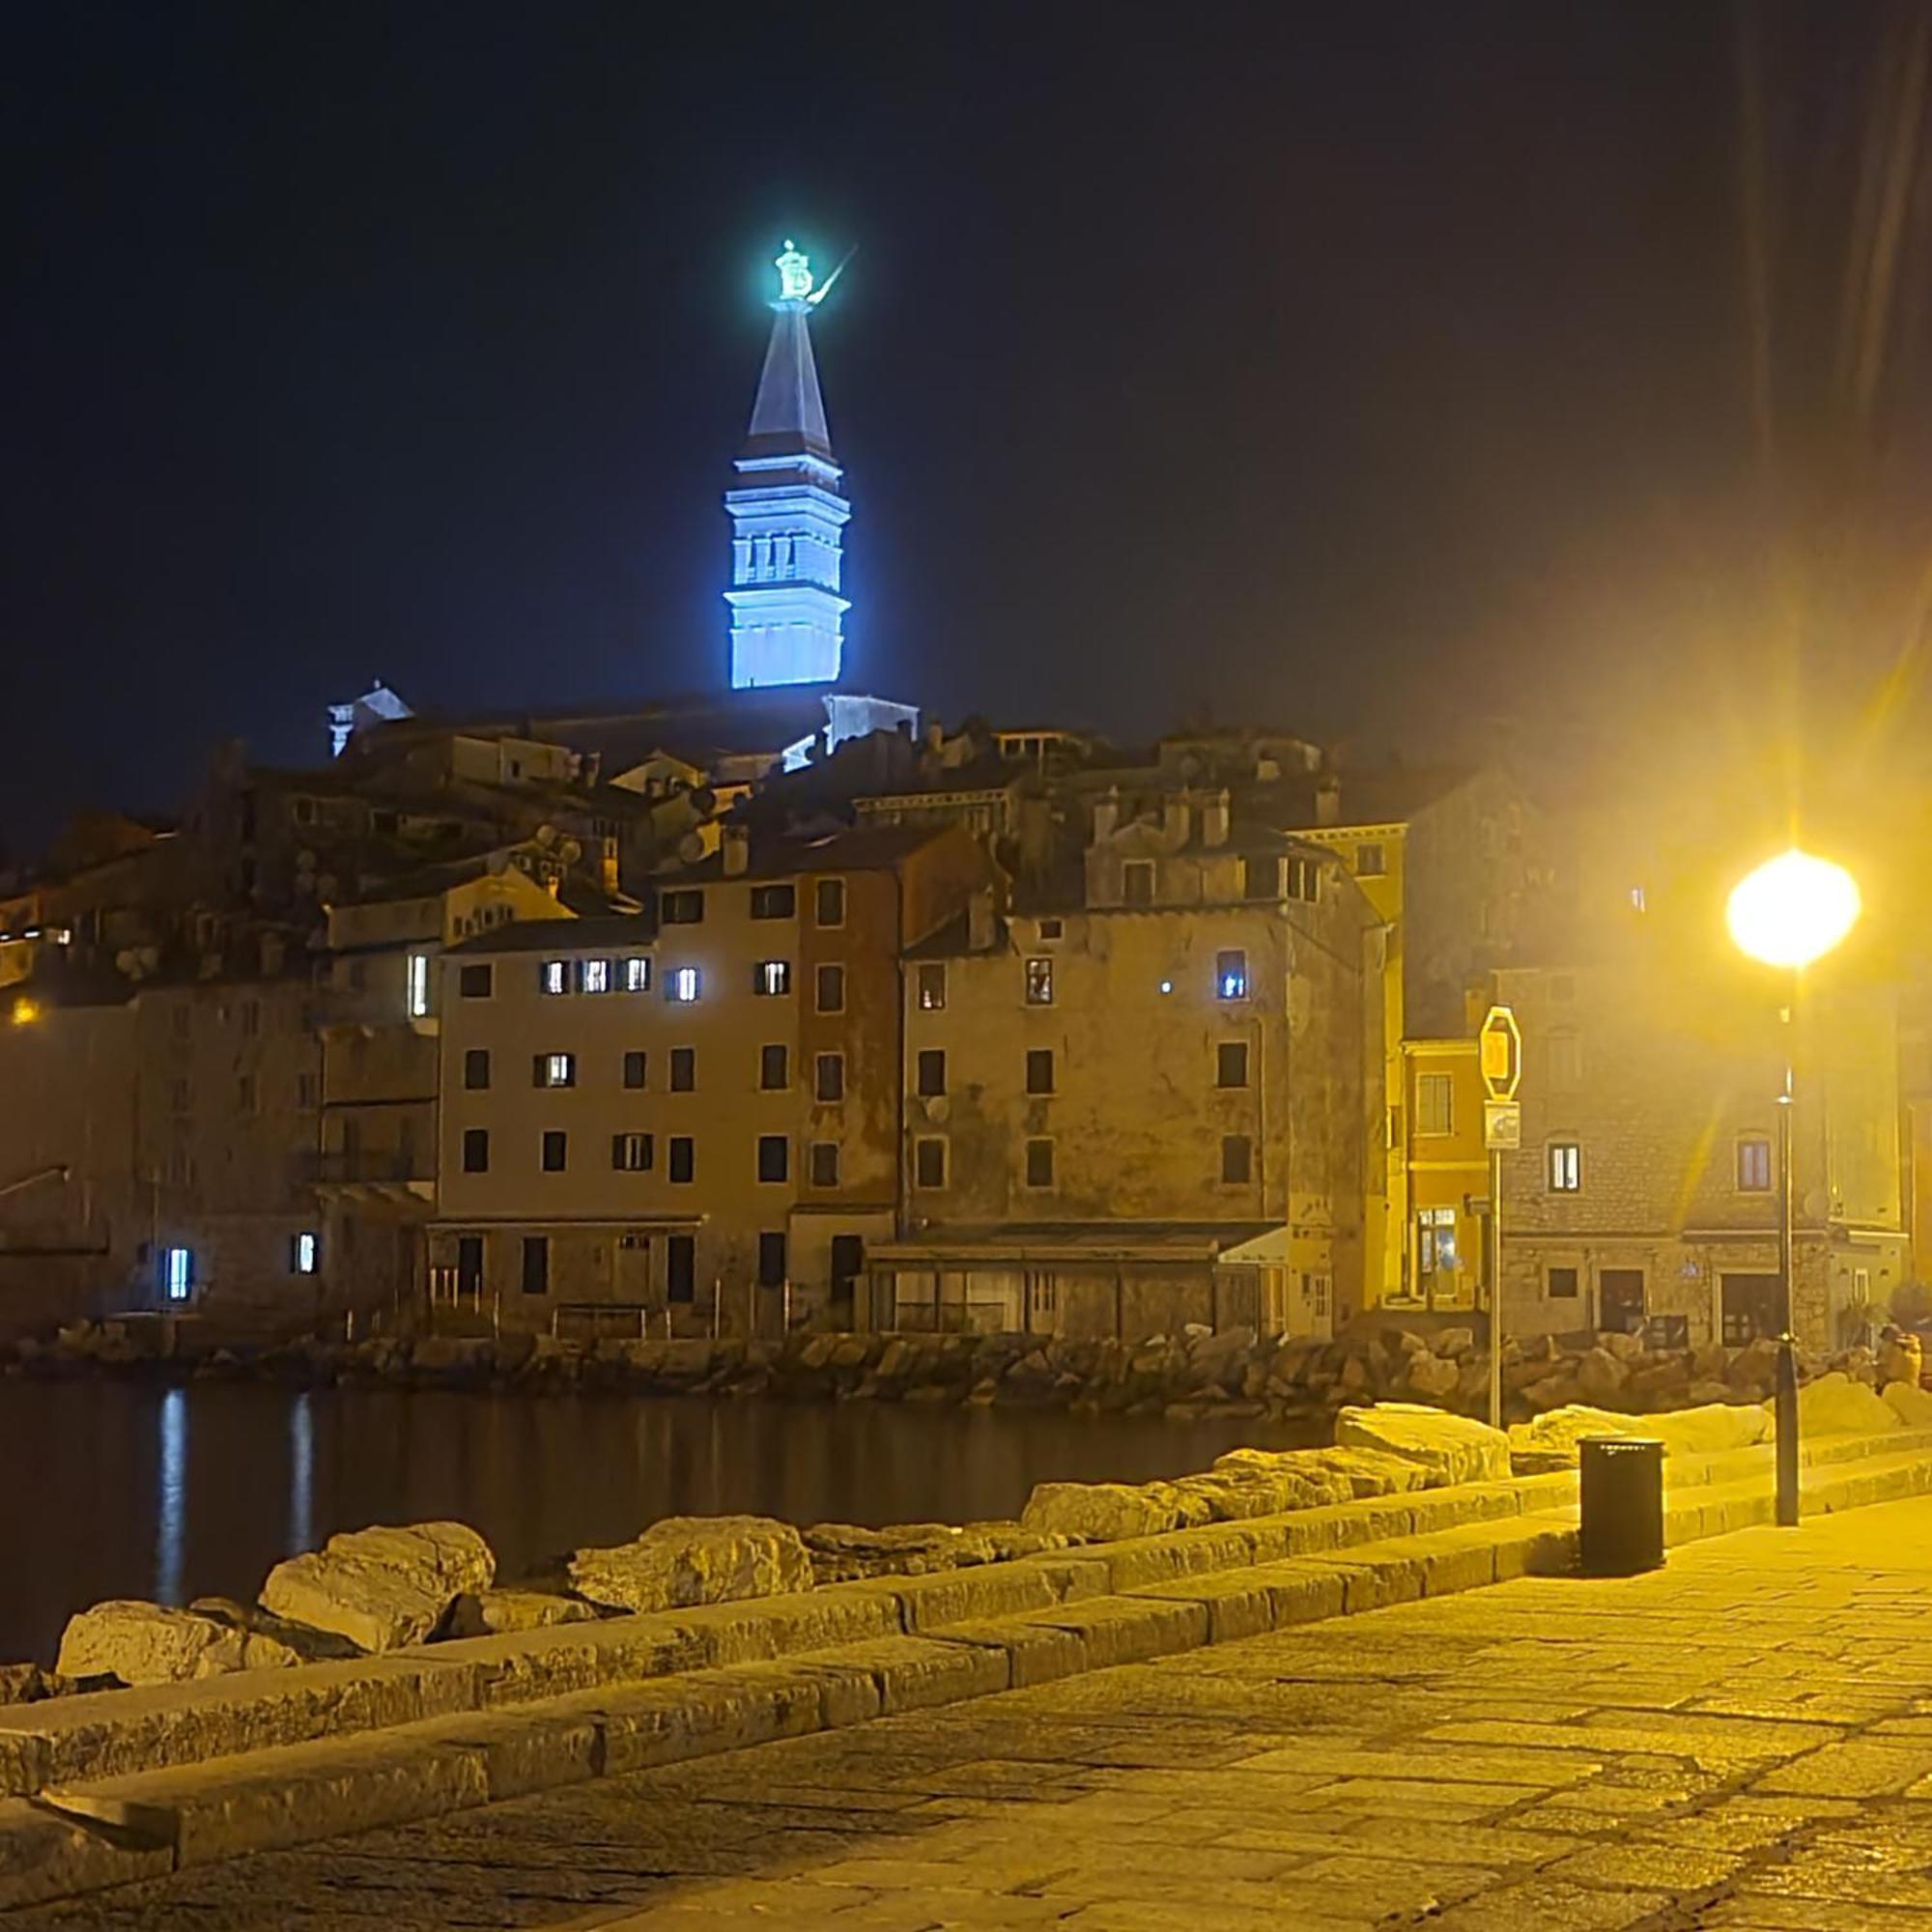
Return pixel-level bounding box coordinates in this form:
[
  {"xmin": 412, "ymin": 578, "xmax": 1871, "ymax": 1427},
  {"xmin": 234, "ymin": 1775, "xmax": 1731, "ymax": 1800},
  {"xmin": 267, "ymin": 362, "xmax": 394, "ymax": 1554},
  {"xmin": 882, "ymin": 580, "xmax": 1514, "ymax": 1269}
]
[{"xmin": 1578, "ymin": 1435, "xmax": 1664, "ymax": 1577}]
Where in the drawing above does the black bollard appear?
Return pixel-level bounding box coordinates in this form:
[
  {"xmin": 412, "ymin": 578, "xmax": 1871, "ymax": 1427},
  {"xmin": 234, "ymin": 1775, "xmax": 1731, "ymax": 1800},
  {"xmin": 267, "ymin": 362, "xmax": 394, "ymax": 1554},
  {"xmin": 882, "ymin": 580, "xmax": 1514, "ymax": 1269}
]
[{"xmin": 1775, "ymin": 1334, "xmax": 1800, "ymax": 1527}]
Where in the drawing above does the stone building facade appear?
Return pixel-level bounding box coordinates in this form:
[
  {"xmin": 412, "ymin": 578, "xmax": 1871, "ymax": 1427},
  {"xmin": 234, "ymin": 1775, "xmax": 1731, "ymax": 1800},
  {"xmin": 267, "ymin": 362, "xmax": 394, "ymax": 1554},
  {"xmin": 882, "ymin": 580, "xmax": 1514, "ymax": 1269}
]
[{"xmin": 427, "ymin": 824, "xmax": 993, "ymax": 1334}]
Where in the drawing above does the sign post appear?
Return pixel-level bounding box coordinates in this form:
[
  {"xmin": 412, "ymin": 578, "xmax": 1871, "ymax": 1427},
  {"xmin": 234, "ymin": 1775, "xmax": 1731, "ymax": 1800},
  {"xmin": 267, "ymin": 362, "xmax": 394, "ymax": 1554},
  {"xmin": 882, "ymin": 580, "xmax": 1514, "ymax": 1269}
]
[{"xmin": 1479, "ymin": 1005, "xmax": 1522, "ymax": 1432}]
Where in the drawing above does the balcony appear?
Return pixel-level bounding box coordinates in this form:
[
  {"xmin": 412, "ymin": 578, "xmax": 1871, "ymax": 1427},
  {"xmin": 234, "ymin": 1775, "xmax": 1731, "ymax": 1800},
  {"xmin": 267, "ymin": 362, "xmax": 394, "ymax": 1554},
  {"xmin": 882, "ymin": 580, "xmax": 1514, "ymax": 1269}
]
[{"xmin": 300, "ymin": 1149, "xmax": 435, "ymax": 1205}]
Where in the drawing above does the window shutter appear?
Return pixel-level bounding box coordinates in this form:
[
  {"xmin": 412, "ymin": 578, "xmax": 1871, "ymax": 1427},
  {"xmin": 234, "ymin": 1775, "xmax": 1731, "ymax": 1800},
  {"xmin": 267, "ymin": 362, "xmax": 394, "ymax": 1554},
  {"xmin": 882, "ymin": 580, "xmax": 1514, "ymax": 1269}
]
[
  {"xmin": 531, "ymin": 1054, "xmax": 545, "ymax": 1087},
  {"xmin": 611, "ymin": 1133, "xmax": 625, "ymax": 1171}
]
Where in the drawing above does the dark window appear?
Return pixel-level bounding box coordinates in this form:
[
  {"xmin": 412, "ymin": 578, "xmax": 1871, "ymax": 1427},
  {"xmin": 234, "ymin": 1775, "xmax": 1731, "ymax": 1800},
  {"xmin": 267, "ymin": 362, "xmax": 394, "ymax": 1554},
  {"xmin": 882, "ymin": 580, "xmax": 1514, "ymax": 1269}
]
[
  {"xmin": 521, "ymin": 1236, "xmax": 549, "ymax": 1296},
  {"xmin": 1242, "ymin": 857, "xmax": 1278, "ymax": 900},
  {"xmin": 1037, "ymin": 918, "xmax": 1063, "ymax": 941},
  {"xmin": 1217, "ymin": 1041, "xmax": 1249, "ymax": 1088},
  {"xmin": 462, "ymin": 1128, "xmax": 490, "ymax": 1174},
  {"xmin": 670, "ymin": 1046, "xmax": 696, "ymax": 1092},
  {"xmin": 915, "ymin": 1138, "xmax": 947, "ymax": 1189},
  {"xmin": 758, "ymin": 1232, "xmax": 787, "ymax": 1288},
  {"xmin": 1025, "ymin": 1138, "xmax": 1055, "ymax": 1188},
  {"xmin": 1547, "ymin": 1265, "xmax": 1578, "ymax": 1299},
  {"xmin": 1221, "ymin": 1134, "xmax": 1253, "ymax": 1184},
  {"xmin": 814, "ymin": 1052, "xmax": 843, "ymax": 1101},
  {"xmin": 917, "ymin": 1049, "xmax": 947, "ymax": 1096},
  {"xmin": 1721, "ymin": 1273, "xmax": 1782, "ymax": 1346},
  {"xmin": 1287, "ymin": 857, "xmax": 1321, "ymax": 902},
  {"xmin": 1216, "ymin": 950, "xmax": 1248, "ymax": 1000},
  {"xmin": 611, "ymin": 1132, "xmax": 653, "ymax": 1172},
  {"xmin": 759, "ymin": 1043, "xmax": 789, "ymax": 1090},
  {"xmin": 1026, "ymin": 1048, "xmax": 1055, "ymax": 1094},
  {"xmin": 1354, "ymin": 843, "xmax": 1386, "ymax": 878},
  {"xmin": 456, "ymin": 1235, "xmax": 483, "ymax": 1293},
  {"xmin": 660, "ymin": 889, "xmax": 705, "ymax": 924},
  {"xmin": 815, "ymin": 963, "xmax": 845, "ymax": 1013},
  {"xmin": 1025, "ymin": 957, "xmax": 1054, "ymax": 1005},
  {"xmin": 814, "ymin": 877, "xmax": 845, "ymax": 927},
  {"xmin": 751, "ymin": 884, "xmax": 796, "ymax": 920},
  {"xmin": 668, "ymin": 1234, "xmax": 695, "ymax": 1302},
  {"xmin": 1123, "ymin": 860, "xmax": 1155, "ymax": 906},
  {"xmin": 541, "ymin": 1130, "xmax": 567, "ymax": 1172},
  {"xmin": 464, "ymin": 1048, "xmax": 491, "ymax": 1091},
  {"xmin": 623, "ymin": 1050, "xmax": 647, "ymax": 1090},
  {"xmin": 756, "ymin": 1135, "xmax": 789, "ymax": 1183},
  {"xmin": 1600, "ymin": 1269, "xmax": 1646, "ymax": 1334},
  {"xmin": 669, "ymin": 1135, "xmax": 695, "ymax": 1183},
  {"xmin": 810, "ymin": 1141, "xmax": 839, "ymax": 1187},
  {"xmin": 830, "ymin": 1233, "xmax": 864, "ymax": 1297},
  {"xmin": 1737, "ymin": 1136, "xmax": 1773, "ymax": 1191},
  {"xmin": 458, "ymin": 963, "xmax": 493, "ymax": 998}
]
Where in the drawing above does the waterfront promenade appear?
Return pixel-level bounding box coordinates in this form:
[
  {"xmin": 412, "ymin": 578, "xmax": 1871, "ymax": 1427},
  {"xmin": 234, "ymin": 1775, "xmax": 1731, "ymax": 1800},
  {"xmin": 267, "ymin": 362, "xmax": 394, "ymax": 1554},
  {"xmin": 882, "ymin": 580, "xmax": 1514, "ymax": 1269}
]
[{"xmin": 14, "ymin": 1492, "xmax": 1932, "ymax": 1929}]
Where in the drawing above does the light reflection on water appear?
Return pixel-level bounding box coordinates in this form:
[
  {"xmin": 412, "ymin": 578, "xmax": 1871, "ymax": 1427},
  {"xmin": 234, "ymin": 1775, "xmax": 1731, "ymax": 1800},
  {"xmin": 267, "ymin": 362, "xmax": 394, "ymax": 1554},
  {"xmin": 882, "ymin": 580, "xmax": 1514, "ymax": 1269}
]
[{"xmin": 0, "ymin": 1379, "xmax": 1321, "ymax": 1664}]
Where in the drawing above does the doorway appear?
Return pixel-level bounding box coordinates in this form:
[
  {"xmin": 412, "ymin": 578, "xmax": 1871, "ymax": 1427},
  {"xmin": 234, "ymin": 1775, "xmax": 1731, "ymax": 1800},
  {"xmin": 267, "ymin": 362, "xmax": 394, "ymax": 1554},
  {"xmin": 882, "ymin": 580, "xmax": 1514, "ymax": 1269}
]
[
  {"xmin": 1721, "ymin": 1272, "xmax": 1782, "ymax": 1346},
  {"xmin": 1599, "ymin": 1268, "xmax": 1646, "ymax": 1334}
]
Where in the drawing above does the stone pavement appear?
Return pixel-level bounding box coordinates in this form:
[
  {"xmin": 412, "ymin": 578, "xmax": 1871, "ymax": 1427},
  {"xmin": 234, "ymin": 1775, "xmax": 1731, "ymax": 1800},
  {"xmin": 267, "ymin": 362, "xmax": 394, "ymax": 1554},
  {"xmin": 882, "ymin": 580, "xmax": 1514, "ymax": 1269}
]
[{"xmin": 14, "ymin": 1493, "xmax": 1932, "ymax": 1930}]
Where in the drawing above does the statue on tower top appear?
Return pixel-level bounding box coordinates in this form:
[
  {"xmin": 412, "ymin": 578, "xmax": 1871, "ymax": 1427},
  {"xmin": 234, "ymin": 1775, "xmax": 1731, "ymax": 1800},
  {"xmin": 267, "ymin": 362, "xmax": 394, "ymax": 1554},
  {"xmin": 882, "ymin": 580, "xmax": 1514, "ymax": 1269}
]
[{"xmin": 774, "ymin": 239, "xmax": 813, "ymax": 304}]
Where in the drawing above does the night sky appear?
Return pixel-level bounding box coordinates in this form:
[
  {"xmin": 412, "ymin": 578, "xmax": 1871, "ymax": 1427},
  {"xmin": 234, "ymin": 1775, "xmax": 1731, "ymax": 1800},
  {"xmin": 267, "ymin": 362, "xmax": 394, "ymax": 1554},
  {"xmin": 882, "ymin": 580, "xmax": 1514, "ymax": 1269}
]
[{"xmin": 6, "ymin": 2, "xmax": 1928, "ymax": 857}]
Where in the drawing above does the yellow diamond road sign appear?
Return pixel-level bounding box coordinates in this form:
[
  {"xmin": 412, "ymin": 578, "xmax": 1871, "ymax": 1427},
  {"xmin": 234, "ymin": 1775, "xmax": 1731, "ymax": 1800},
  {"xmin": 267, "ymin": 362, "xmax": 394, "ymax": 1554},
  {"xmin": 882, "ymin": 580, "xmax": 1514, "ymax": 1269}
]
[{"xmin": 1480, "ymin": 1004, "xmax": 1521, "ymax": 1102}]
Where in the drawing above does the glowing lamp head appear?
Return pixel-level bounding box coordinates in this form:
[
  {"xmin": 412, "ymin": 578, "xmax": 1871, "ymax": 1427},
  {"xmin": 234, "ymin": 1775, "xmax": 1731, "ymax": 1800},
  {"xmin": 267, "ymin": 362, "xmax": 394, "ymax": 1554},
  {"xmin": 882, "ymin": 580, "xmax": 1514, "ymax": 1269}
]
[
  {"xmin": 1726, "ymin": 849, "xmax": 1861, "ymax": 971},
  {"xmin": 10, "ymin": 997, "xmax": 40, "ymax": 1026}
]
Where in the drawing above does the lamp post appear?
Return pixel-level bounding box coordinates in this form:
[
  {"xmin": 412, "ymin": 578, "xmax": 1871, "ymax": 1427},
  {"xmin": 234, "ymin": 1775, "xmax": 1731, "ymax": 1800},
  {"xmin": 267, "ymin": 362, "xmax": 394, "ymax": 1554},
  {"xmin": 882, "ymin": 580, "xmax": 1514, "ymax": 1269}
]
[{"xmin": 1725, "ymin": 848, "xmax": 1861, "ymax": 1527}]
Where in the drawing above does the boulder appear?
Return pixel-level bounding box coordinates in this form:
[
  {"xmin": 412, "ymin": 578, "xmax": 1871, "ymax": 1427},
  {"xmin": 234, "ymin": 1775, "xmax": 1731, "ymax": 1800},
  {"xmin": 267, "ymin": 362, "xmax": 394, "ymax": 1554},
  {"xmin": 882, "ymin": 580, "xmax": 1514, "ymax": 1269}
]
[
  {"xmin": 1574, "ymin": 1348, "xmax": 1629, "ymax": 1406},
  {"xmin": 1510, "ymin": 1400, "xmax": 1770, "ymax": 1471},
  {"xmin": 1598, "ymin": 1330, "xmax": 1645, "ymax": 1364},
  {"xmin": 445, "ymin": 1588, "xmax": 599, "ymax": 1637},
  {"xmin": 1401, "ymin": 1350, "xmax": 1461, "ymax": 1401},
  {"xmin": 1433, "ymin": 1327, "xmax": 1475, "ymax": 1359},
  {"xmin": 565, "ymin": 1514, "xmax": 811, "ymax": 1613},
  {"xmin": 1626, "ymin": 1358, "xmax": 1692, "ymax": 1404},
  {"xmin": 260, "ymin": 1520, "xmax": 495, "ymax": 1651},
  {"xmin": 1520, "ymin": 1369, "xmax": 1582, "ymax": 1412},
  {"xmin": 56, "ymin": 1601, "xmax": 305, "ymax": 1686},
  {"xmin": 1334, "ymin": 1403, "xmax": 1511, "ymax": 1487},
  {"xmin": 1727, "ymin": 1337, "xmax": 1781, "ymax": 1392},
  {"xmin": 187, "ymin": 1596, "xmax": 362, "ymax": 1662},
  {"xmin": 1020, "ymin": 1480, "xmax": 1184, "ymax": 1542},
  {"xmin": 1786, "ymin": 1371, "xmax": 1898, "ymax": 1437},
  {"xmin": 804, "ymin": 1520, "xmax": 972, "ymax": 1581},
  {"xmin": 0, "ymin": 1661, "xmax": 71, "ymax": 1705}
]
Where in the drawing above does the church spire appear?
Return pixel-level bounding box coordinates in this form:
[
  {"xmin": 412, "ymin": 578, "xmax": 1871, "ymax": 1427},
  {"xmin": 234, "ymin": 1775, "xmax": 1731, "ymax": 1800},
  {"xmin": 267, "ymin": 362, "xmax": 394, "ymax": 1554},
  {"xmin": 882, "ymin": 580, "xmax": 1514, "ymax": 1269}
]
[{"xmin": 724, "ymin": 241, "xmax": 851, "ymax": 690}]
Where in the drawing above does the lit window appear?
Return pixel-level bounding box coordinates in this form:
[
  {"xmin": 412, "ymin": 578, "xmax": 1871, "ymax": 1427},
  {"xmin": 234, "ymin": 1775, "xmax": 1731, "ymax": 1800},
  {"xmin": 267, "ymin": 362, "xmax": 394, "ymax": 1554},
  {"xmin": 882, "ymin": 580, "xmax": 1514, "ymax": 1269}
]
[
  {"xmin": 540, "ymin": 959, "xmax": 569, "ymax": 996},
  {"xmin": 162, "ymin": 1246, "xmax": 194, "ymax": 1300},
  {"xmin": 1221, "ymin": 1135, "xmax": 1253, "ymax": 1185},
  {"xmin": 1025, "ymin": 1139, "xmax": 1055, "ymax": 1188},
  {"xmin": 668, "ymin": 967, "xmax": 700, "ymax": 1003},
  {"xmin": 535, "ymin": 1052, "xmax": 576, "ymax": 1089},
  {"xmin": 815, "ymin": 963, "xmax": 845, "ymax": 1013},
  {"xmin": 622, "ymin": 957, "xmax": 651, "ymax": 993},
  {"xmin": 917, "ymin": 963, "xmax": 947, "ymax": 1010},
  {"xmin": 1216, "ymin": 950, "xmax": 1248, "ymax": 1001},
  {"xmin": 755, "ymin": 959, "xmax": 792, "ymax": 996},
  {"xmin": 914, "ymin": 1137, "xmax": 947, "ymax": 1188},
  {"xmin": 580, "ymin": 958, "xmax": 612, "ymax": 994},
  {"xmin": 1354, "ymin": 843, "xmax": 1386, "ymax": 878},
  {"xmin": 1416, "ymin": 1072, "xmax": 1453, "ymax": 1135},
  {"xmin": 1548, "ymin": 1142, "xmax": 1581, "ymax": 1192},
  {"xmin": 1737, "ymin": 1136, "xmax": 1773, "ymax": 1192},
  {"xmin": 1026, "ymin": 1048, "xmax": 1055, "ymax": 1094},
  {"xmin": 611, "ymin": 1132, "xmax": 653, "ymax": 1173},
  {"xmin": 406, "ymin": 952, "xmax": 431, "ymax": 1018},
  {"xmin": 292, "ymin": 1232, "xmax": 319, "ymax": 1275},
  {"xmin": 1630, "ymin": 886, "xmax": 1647, "ymax": 913},
  {"xmin": 756, "ymin": 1135, "xmax": 789, "ymax": 1183},
  {"xmin": 814, "ymin": 877, "xmax": 845, "ymax": 927},
  {"xmin": 1217, "ymin": 1041, "xmax": 1249, "ymax": 1089},
  {"xmin": 815, "ymin": 1052, "xmax": 844, "ymax": 1101},
  {"xmin": 810, "ymin": 1141, "xmax": 839, "ymax": 1187},
  {"xmin": 1025, "ymin": 958, "xmax": 1054, "ymax": 1006}
]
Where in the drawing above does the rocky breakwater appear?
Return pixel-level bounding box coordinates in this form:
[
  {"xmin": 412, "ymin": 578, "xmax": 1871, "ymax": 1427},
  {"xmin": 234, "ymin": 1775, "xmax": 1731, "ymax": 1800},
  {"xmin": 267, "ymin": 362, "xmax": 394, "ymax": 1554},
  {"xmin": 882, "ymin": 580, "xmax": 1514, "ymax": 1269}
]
[{"xmin": 12, "ymin": 1316, "xmax": 1918, "ymax": 1427}]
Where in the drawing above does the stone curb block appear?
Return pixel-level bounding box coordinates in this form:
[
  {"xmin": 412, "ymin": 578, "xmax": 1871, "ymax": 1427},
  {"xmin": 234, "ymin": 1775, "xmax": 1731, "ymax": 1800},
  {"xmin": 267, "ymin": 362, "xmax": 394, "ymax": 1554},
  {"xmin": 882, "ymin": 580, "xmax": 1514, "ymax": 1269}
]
[{"xmin": 0, "ymin": 1799, "xmax": 173, "ymax": 1912}]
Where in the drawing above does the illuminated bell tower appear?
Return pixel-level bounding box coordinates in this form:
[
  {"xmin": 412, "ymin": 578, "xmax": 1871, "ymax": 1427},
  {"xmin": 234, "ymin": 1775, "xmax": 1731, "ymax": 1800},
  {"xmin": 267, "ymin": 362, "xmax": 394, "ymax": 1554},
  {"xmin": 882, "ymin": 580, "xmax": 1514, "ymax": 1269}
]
[{"xmin": 724, "ymin": 240, "xmax": 851, "ymax": 689}]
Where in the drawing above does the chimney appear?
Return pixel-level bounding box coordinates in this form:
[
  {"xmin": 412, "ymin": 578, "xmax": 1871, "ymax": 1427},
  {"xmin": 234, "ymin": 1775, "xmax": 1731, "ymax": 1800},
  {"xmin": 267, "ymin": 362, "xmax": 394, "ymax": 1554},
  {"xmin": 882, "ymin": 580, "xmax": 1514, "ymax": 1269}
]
[
  {"xmin": 1201, "ymin": 788, "xmax": 1231, "ymax": 848},
  {"xmin": 721, "ymin": 823, "xmax": 751, "ymax": 878},
  {"xmin": 1315, "ymin": 776, "xmax": 1341, "ymax": 827},
  {"xmin": 1091, "ymin": 787, "xmax": 1121, "ymax": 844},
  {"xmin": 968, "ymin": 884, "xmax": 998, "ymax": 952},
  {"xmin": 1162, "ymin": 794, "xmax": 1191, "ymax": 849}
]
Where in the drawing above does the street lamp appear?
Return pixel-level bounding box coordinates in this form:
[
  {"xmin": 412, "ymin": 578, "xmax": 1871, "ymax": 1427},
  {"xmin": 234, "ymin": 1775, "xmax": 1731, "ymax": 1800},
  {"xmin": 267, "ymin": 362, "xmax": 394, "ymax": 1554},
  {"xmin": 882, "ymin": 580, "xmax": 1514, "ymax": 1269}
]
[{"xmin": 1725, "ymin": 847, "xmax": 1861, "ymax": 1527}]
